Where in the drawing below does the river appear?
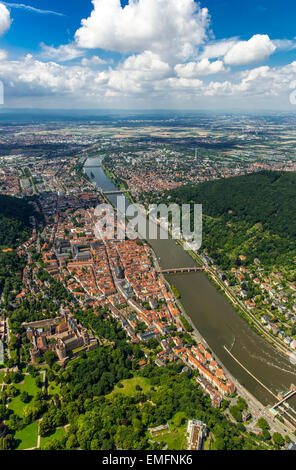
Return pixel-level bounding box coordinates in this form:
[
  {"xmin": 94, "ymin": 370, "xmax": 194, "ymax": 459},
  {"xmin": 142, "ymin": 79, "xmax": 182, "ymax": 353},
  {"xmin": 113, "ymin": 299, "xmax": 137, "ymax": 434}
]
[{"xmin": 85, "ymin": 157, "xmax": 296, "ymax": 407}]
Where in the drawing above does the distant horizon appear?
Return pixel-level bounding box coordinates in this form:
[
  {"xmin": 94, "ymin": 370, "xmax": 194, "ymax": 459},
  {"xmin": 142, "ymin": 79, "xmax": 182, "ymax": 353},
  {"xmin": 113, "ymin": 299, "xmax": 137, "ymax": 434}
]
[{"xmin": 0, "ymin": 108, "xmax": 296, "ymax": 116}]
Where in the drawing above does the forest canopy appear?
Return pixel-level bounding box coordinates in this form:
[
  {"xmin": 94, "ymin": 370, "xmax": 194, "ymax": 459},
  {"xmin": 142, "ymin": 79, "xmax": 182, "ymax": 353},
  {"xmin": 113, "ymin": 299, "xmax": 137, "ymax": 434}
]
[
  {"xmin": 164, "ymin": 171, "xmax": 296, "ymax": 240},
  {"xmin": 155, "ymin": 171, "xmax": 296, "ymax": 270},
  {"xmin": 0, "ymin": 195, "xmax": 33, "ymax": 248}
]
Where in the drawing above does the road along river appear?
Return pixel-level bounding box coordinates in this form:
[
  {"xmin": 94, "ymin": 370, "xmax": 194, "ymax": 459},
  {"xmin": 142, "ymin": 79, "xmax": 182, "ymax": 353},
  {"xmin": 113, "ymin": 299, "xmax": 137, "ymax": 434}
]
[{"xmin": 85, "ymin": 157, "xmax": 296, "ymax": 407}]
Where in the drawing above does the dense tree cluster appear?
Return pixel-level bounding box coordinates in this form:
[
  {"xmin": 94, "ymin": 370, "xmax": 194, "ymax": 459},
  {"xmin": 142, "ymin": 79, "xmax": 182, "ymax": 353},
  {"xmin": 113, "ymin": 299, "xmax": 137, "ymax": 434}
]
[
  {"xmin": 0, "ymin": 195, "xmax": 33, "ymax": 248},
  {"xmin": 151, "ymin": 171, "xmax": 296, "ymax": 271},
  {"xmin": 64, "ymin": 347, "xmax": 132, "ymax": 398},
  {"xmin": 0, "ymin": 195, "xmax": 37, "ymax": 303},
  {"xmin": 39, "ymin": 362, "xmax": 265, "ymax": 451},
  {"xmin": 161, "ymin": 171, "xmax": 296, "ymax": 238},
  {"xmin": 0, "ymin": 299, "xmax": 273, "ymax": 451},
  {"xmin": 0, "ymin": 251, "xmax": 26, "ymax": 302}
]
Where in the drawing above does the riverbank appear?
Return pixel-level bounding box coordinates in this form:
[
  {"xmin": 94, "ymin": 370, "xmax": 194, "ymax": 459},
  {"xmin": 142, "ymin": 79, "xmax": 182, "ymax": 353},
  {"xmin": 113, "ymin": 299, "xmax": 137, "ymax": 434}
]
[
  {"xmin": 97, "ymin": 156, "xmax": 296, "ymax": 360},
  {"xmin": 150, "ymin": 218, "xmax": 296, "ymax": 360},
  {"xmin": 174, "ymin": 236, "xmax": 296, "ymax": 362},
  {"xmin": 91, "ymin": 161, "xmax": 246, "ymax": 396},
  {"xmin": 161, "ymin": 268, "xmax": 296, "ymax": 438},
  {"xmin": 101, "ymin": 161, "xmax": 135, "ymax": 204},
  {"xmin": 85, "ymin": 156, "xmax": 296, "ymax": 410},
  {"xmin": 96, "ymin": 161, "xmax": 278, "ymax": 406}
]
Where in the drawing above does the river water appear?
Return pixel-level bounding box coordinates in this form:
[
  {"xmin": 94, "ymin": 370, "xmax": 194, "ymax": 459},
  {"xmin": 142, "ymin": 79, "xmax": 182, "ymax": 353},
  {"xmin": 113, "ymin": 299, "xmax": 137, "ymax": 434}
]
[{"xmin": 85, "ymin": 157, "xmax": 296, "ymax": 407}]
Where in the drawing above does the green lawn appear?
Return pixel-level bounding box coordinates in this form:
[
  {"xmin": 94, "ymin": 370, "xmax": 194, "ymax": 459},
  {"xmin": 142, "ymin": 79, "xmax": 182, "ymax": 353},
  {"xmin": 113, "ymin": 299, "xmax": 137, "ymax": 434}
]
[
  {"xmin": 8, "ymin": 375, "xmax": 40, "ymax": 417},
  {"xmin": 107, "ymin": 376, "xmax": 152, "ymax": 398},
  {"xmin": 14, "ymin": 421, "xmax": 39, "ymax": 450},
  {"xmin": 48, "ymin": 382, "xmax": 61, "ymax": 397},
  {"xmin": 40, "ymin": 426, "xmax": 67, "ymax": 449},
  {"xmin": 0, "ymin": 371, "xmax": 5, "ymax": 384},
  {"xmin": 150, "ymin": 413, "xmax": 188, "ymax": 450},
  {"xmin": 153, "ymin": 426, "xmax": 187, "ymax": 450},
  {"xmin": 17, "ymin": 374, "xmax": 40, "ymax": 394},
  {"xmin": 72, "ymin": 345, "xmax": 86, "ymax": 354}
]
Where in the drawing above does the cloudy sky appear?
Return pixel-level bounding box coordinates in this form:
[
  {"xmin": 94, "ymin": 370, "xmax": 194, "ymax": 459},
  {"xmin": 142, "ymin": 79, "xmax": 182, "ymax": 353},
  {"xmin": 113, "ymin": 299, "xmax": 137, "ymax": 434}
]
[{"xmin": 0, "ymin": 0, "xmax": 295, "ymax": 110}]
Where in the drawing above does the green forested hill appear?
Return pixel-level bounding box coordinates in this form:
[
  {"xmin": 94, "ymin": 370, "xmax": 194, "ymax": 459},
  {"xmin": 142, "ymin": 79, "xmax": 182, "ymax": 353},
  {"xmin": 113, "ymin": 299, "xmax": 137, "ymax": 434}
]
[
  {"xmin": 0, "ymin": 194, "xmax": 33, "ymax": 248},
  {"xmin": 156, "ymin": 171, "xmax": 296, "ymax": 272},
  {"xmin": 164, "ymin": 171, "xmax": 296, "ymax": 240}
]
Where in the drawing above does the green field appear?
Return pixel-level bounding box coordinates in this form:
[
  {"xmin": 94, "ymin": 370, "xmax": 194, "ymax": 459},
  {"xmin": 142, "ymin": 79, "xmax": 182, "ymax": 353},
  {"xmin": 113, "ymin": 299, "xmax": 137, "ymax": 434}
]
[
  {"xmin": 72, "ymin": 345, "xmax": 86, "ymax": 354},
  {"xmin": 8, "ymin": 374, "xmax": 40, "ymax": 417},
  {"xmin": 157, "ymin": 427, "xmax": 187, "ymax": 450},
  {"xmin": 14, "ymin": 421, "xmax": 39, "ymax": 450},
  {"xmin": 40, "ymin": 426, "xmax": 67, "ymax": 449},
  {"xmin": 107, "ymin": 376, "xmax": 152, "ymax": 398},
  {"xmin": 149, "ymin": 413, "xmax": 188, "ymax": 450},
  {"xmin": 0, "ymin": 371, "xmax": 4, "ymax": 384},
  {"xmin": 48, "ymin": 382, "xmax": 61, "ymax": 396}
]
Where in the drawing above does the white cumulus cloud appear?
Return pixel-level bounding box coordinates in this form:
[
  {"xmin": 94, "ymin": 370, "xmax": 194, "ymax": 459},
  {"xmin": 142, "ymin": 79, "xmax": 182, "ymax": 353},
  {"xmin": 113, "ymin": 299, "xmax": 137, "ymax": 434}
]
[
  {"xmin": 0, "ymin": 49, "xmax": 7, "ymax": 60},
  {"xmin": 224, "ymin": 34, "xmax": 276, "ymax": 66},
  {"xmin": 0, "ymin": 54, "xmax": 95, "ymax": 95},
  {"xmin": 40, "ymin": 43, "xmax": 84, "ymax": 62},
  {"xmin": 165, "ymin": 77, "xmax": 203, "ymax": 90},
  {"xmin": 200, "ymin": 39, "xmax": 238, "ymax": 60},
  {"xmin": 106, "ymin": 51, "xmax": 170, "ymax": 95},
  {"xmin": 0, "ymin": 43, "xmax": 295, "ymax": 109},
  {"xmin": 175, "ymin": 58, "xmax": 226, "ymax": 77},
  {"xmin": 75, "ymin": 0, "xmax": 210, "ymax": 61},
  {"xmin": 122, "ymin": 51, "xmax": 170, "ymax": 76},
  {"xmin": 0, "ymin": 2, "xmax": 11, "ymax": 36},
  {"xmin": 81, "ymin": 56, "xmax": 108, "ymax": 67},
  {"xmin": 272, "ymin": 39, "xmax": 296, "ymax": 51}
]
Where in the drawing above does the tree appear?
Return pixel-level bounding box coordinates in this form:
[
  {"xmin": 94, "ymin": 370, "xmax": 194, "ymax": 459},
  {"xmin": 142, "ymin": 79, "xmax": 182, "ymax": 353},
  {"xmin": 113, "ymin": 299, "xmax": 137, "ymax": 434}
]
[
  {"xmin": 273, "ymin": 432, "xmax": 284, "ymax": 448},
  {"xmin": 66, "ymin": 434, "xmax": 79, "ymax": 450},
  {"xmin": 215, "ymin": 437, "xmax": 226, "ymax": 450},
  {"xmin": 42, "ymin": 438, "xmax": 62, "ymax": 450},
  {"xmin": 213, "ymin": 424, "xmax": 225, "ymax": 439},
  {"xmin": 230, "ymin": 405, "xmax": 242, "ymax": 422},
  {"xmin": 285, "ymin": 435, "xmax": 291, "ymax": 444},
  {"xmin": 257, "ymin": 418, "xmax": 270, "ymax": 430},
  {"xmin": 27, "ymin": 364, "xmax": 38, "ymax": 377},
  {"xmin": 35, "ymin": 375, "xmax": 43, "ymax": 389},
  {"xmin": 39, "ymin": 418, "xmax": 55, "ymax": 437},
  {"xmin": 262, "ymin": 429, "xmax": 271, "ymax": 441},
  {"xmin": 7, "ymin": 385, "xmax": 18, "ymax": 398},
  {"xmin": 236, "ymin": 397, "xmax": 247, "ymax": 412},
  {"xmin": 0, "ymin": 434, "xmax": 15, "ymax": 450},
  {"xmin": 47, "ymin": 369, "xmax": 56, "ymax": 383},
  {"xmin": 20, "ymin": 391, "xmax": 30, "ymax": 403},
  {"xmin": 220, "ymin": 400, "xmax": 230, "ymax": 412},
  {"xmin": 0, "ymin": 404, "xmax": 8, "ymax": 421}
]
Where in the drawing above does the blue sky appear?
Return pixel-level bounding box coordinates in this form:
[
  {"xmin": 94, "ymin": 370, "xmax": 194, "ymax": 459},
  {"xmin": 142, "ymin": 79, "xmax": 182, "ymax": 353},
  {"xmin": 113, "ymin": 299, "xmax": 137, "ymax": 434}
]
[
  {"xmin": 2, "ymin": 1, "xmax": 296, "ymax": 63},
  {"xmin": 1, "ymin": 1, "xmax": 90, "ymax": 52},
  {"xmin": 0, "ymin": 0, "xmax": 295, "ymax": 109}
]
